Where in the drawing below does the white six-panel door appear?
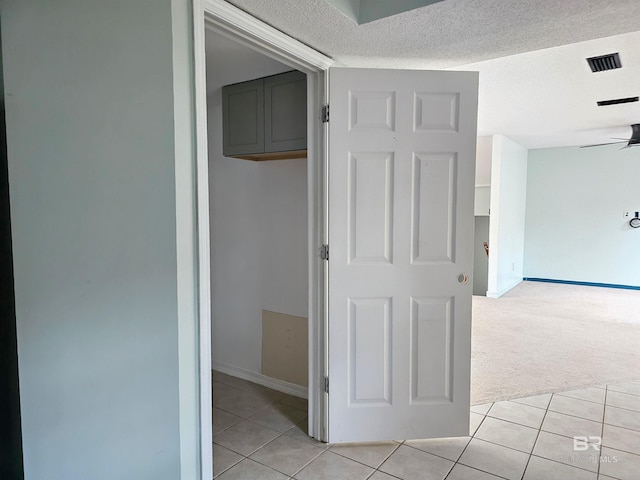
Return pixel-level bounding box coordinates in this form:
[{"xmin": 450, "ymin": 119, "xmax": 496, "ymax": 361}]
[{"xmin": 327, "ymin": 68, "xmax": 478, "ymax": 442}]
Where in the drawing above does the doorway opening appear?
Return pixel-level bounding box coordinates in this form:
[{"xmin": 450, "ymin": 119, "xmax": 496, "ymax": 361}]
[
  {"xmin": 198, "ymin": 5, "xmax": 332, "ymax": 464},
  {"xmin": 196, "ymin": 2, "xmax": 478, "ymax": 473},
  {"xmin": 206, "ymin": 28, "xmax": 309, "ymax": 400}
]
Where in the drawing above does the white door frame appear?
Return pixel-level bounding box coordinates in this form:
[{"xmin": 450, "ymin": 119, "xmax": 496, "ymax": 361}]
[{"xmin": 192, "ymin": 1, "xmax": 333, "ymax": 478}]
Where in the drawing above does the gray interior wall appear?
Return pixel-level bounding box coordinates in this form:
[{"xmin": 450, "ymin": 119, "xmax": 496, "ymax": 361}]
[
  {"xmin": 1, "ymin": 1, "xmax": 183, "ymax": 478},
  {"xmin": 525, "ymin": 144, "xmax": 640, "ymax": 286}
]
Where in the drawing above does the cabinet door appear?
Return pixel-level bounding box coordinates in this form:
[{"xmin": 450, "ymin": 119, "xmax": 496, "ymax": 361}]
[
  {"xmin": 264, "ymin": 71, "xmax": 307, "ymax": 153},
  {"xmin": 222, "ymin": 77, "xmax": 264, "ymax": 156}
]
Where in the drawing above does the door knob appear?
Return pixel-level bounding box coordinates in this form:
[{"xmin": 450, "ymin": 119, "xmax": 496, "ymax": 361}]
[{"xmin": 458, "ymin": 273, "xmax": 469, "ymax": 284}]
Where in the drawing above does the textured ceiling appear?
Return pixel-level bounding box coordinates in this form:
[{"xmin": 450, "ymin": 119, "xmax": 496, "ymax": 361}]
[
  {"xmin": 226, "ymin": 0, "xmax": 640, "ymax": 68},
  {"xmin": 451, "ymin": 30, "xmax": 640, "ymax": 149},
  {"xmin": 215, "ymin": 0, "xmax": 640, "ymax": 148}
]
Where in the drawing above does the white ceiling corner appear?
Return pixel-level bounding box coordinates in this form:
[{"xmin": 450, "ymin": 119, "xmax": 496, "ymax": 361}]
[
  {"xmin": 324, "ymin": 0, "xmax": 446, "ymax": 25},
  {"xmin": 323, "ymin": 0, "xmax": 359, "ymax": 24}
]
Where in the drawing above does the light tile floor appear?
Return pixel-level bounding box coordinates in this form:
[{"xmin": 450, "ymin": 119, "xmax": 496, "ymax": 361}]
[{"xmin": 212, "ymin": 372, "xmax": 640, "ymax": 480}]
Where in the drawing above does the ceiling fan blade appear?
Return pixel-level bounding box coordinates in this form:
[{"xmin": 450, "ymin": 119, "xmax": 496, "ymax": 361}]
[
  {"xmin": 580, "ymin": 141, "xmax": 627, "ymax": 148},
  {"xmin": 610, "ymin": 137, "xmax": 632, "ymax": 140}
]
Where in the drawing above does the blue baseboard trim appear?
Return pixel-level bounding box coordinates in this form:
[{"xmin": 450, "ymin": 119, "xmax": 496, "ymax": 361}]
[{"xmin": 523, "ymin": 277, "xmax": 640, "ymax": 291}]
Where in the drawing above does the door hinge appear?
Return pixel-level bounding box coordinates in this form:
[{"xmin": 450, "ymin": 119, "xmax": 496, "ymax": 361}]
[
  {"xmin": 320, "ymin": 244, "xmax": 329, "ymax": 261},
  {"xmin": 322, "ymin": 105, "xmax": 329, "ymax": 123},
  {"xmin": 323, "ymin": 376, "xmax": 329, "ymax": 393}
]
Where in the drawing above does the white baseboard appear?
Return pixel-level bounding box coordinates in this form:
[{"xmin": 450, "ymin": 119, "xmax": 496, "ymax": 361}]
[
  {"xmin": 486, "ymin": 278, "xmax": 523, "ymax": 298},
  {"xmin": 212, "ymin": 361, "xmax": 308, "ymax": 399}
]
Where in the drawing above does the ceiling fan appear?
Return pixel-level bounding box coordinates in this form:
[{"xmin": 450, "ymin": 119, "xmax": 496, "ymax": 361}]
[{"xmin": 580, "ymin": 124, "xmax": 640, "ymax": 148}]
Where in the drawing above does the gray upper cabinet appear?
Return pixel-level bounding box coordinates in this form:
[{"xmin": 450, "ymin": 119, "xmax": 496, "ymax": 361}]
[
  {"xmin": 222, "ymin": 71, "xmax": 307, "ymax": 160},
  {"xmin": 222, "ymin": 77, "xmax": 264, "ymax": 157},
  {"xmin": 264, "ymin": 71, "xmax": 307, "ymax": 154}
]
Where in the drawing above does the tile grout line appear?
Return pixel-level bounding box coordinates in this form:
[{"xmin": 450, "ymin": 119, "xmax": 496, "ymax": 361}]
[
  {"xmin": 485, "ymin": 412, "xmax": 548, "ymax": 430},
  {"xmin": 453, "ymin": 460, "xmax": 511, "ymax": 480},
  {"xmin": 369, "ymin": 442, "xmax": 404, "ymax": 476},
  {"xmin": 215, "ymin": 416, "xmax": 284, "ymax": 445},
  {"xmin": 212, "ymin": 447, "xmax": 243, "ymax": 479},
  {"xmin": 357, "ymin": 441, "xmax": 402, "ymax": 480},
  {"xmin": 518, "ymin": 394, "xmax": 551, "ymax": 480},
  {"xmin": 437, "ymin": 434, "xmax": 533, "ymax": 458},
  {"xmin": 442, "ymin": 411, "xmax": 491, "ymax": 480},
  {"xmin": 245, "ymin": 457, "xmax": 297, "ymax": 479},
  {"xmin": 527, "ymin": 394, "xmax": 608, "ymax": 476},
  {"xmin": 527, "ymin": 453, "xmax": 603, "ymax": 475},
  {"xmin": 605, "ymin": 384, "xmax": 640, "ymax": 398},
  {"xmin": 367, "ymin": 469, "xmax": 404, "ymax": 480},
  {"xmin": 600, "ymin": 402, "xmax": 640, "ymax": 414},
  {"xmin": 324, "ymin": 441, "xmax": 403, "ymax": 477},
  {"xmin": 543, "ymin": 407, "xmax": 604, "ymax": 424},
  {"xmin": 401, "ymin": 438, "xmax": 471, "ymax": 463},
  {"xmin": 369, "ymin": 441, "xmax": 402, "ymax": 479},
  {"xmin": 270, "ymin": 435, "xmax": 325, "ymax": 479},
  {"xmin": 553, "ymin": 389, "xmax": 610, "ymax": 404},
  {"xmin": 212, "ymin": 401, "xmax": 273, "ymax": 421},
  {"xmin": 603, "ymin": 421, "xmax": 640, "ymax": 433},
  {"xmin": 220, "ymin": 406, "xmax": 323, "ymax": 478},
  {"xmin": 597, "ymin": 442, "xmax": 640, "ymax": 458},
  {"xmin": 214, "ymin": 388, "xmax": 311, "ymax": 478},
  {"xmin": 508, "ymin": 400, "xmax": 549, "ymax": 411},
  {"xmin": 399, "ymin": 436, "xmax": 529, "ymax": 480},
  {"xmin": 537, "ymin": 403, "xmax": 609, "ymax": 443},
  {"xmin": 213, "ymin": 376, "xmax": 640, "ymax": 480},
  {"xmin": 440, "ymin": 460, "xmax": 456, "ymax": 480},
  {"xmin": 211, "ymin": 440, "xmax": 248, "ymax": 459},
  {"xmin": 598, "ymin": 385, "xmax": 609, "ymax": 477}
]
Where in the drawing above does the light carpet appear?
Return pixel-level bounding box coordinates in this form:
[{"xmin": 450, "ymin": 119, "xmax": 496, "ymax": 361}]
[{"xmin": 471, "ymin": 280, "xmax": 640, "ymax": 405}]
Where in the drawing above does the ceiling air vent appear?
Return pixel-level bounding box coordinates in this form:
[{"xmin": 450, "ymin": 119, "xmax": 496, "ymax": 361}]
[
  {"xmin": 597, "ymin": 97, "xmax": 639, "ymax": 106},
  {"xmin": 587, "ymin": 52, "xmax": 622, "ymax": 72}
]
